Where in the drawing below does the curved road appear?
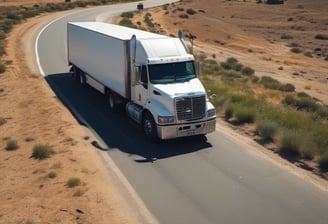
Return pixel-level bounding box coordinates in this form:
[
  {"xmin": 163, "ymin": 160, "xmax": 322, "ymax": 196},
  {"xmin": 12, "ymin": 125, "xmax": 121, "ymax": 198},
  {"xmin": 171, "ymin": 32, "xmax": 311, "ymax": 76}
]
[{"xmin": 36, "ymin": 1, "xmax": 328, "ymax": 223}]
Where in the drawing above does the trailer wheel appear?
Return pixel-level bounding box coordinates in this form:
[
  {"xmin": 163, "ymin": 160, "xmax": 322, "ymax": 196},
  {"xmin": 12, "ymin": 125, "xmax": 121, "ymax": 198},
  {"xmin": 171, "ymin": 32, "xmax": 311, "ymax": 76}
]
[
  {"xmin": 142, "ymin": 112, "xmax": 157, "ymax": 140},
  {"xmin": 108, "ymin": 92, "xmax": 118, "ymax": 111},
  {"xmin": 79, "ymin": 72, "xmax": 86, "ymax": 85}
]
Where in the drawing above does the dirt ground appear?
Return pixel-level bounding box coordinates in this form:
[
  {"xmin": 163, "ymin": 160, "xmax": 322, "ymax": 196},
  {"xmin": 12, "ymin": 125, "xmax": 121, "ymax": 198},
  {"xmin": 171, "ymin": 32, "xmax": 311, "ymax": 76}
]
[{"xmin": 0, "ymin": 0, "xmax": 328, "ymax": 223}]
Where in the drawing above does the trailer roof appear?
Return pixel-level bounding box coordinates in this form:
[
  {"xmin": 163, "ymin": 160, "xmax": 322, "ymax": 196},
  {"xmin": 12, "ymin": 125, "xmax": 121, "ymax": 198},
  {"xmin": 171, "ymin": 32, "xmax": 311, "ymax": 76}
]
[{"xmin": 68, "ymin": 22, "xmax": 166, "ymax": 40}]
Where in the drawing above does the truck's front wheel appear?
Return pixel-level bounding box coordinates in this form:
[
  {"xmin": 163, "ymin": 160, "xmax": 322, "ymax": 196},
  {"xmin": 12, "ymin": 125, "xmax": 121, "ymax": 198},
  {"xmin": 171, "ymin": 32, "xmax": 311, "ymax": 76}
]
[{"xmin": 143, "ymin": 112, "xmax": 157, "ymax": 140}]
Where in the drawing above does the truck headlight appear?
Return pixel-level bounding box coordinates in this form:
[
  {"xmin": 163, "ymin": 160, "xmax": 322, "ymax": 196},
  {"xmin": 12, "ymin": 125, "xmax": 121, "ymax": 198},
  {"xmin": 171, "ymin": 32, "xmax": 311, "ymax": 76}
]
[
  {"xmin": 207, "ymin": 108, "xmax": 216, "ymax": 118},
  {"xmin": 158, "ymin": 116, "xmax": 175, "ymax": 124}
]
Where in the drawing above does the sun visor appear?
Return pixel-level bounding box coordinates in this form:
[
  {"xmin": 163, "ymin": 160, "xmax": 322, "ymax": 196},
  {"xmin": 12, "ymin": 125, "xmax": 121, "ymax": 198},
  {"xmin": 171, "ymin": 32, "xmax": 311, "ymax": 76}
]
[{"xmin": 135, "ymin": 38, "xmax": 194, "ymax": 64}]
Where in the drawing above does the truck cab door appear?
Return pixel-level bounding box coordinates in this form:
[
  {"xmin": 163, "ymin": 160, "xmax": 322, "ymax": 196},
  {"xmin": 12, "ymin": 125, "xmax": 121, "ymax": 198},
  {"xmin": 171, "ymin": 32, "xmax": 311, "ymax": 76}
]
[{"xmin": 133, "ymin": 65, "xmax": 149, "ymax": 106}]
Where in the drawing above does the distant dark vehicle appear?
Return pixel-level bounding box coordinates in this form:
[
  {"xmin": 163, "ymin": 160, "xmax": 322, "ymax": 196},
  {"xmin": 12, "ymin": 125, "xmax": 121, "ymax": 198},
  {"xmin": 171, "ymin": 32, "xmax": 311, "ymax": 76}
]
[
  {"xmin": 137, "ymin": 3, "xmax": 144, "ymax": 10},
  {"xmin": 266, "ymin": 0, "xmax": 284, "ymax": 4}
]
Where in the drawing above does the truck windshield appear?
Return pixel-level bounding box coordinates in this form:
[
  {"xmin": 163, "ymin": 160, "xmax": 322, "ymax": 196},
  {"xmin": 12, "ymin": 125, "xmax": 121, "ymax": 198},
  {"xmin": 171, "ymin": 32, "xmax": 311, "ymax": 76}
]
[{"xmin": 148, "ymin": 61, "xmax": 197, "ymax": 84}]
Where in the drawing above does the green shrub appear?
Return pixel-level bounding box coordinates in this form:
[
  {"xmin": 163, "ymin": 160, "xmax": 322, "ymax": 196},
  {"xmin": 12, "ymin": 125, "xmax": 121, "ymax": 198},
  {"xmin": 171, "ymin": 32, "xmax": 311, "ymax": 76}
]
[
  {"xmin": 31, "ymin": 144, "xmax": 54, "ymax": 159},
  {"xmin": 260, "ymin": 76, "xmax": 280, "ymax": 89},
  {"xmin": 6, "ymin": 140, "xmax": 19, "ymax": 151},
  {"xmin": 234, "ymin": 107, "xmax": 256, "ymax": 123},
  {"xmin": 222, "ymin": 71, "xmax": 242, "ymax": 80},
  {"xmin": 256, "ymin": 120, "xmax": 279, "ymax": 140},
  {"xmin": 319, "ymin": 151, "xmax": 328, "ymax": 170},
  {"xmin": 225, "ymin": 105, "xmax": 234, "ymax": 119},
  {"xmin": 0, "ymin": 63, "xmax": 6, "ymax": 74},
  {"xmin": 280, "ymin": 83, "xmax": 295, "ymax": 92},
  {"xmin": 179, "ymin": 14, "xmax": 189, "ymax": 19},
  {"xmin": 203, "ymin": 59, "xmax": 221, "ymax": 75},
  {"xmin": 120, "ymin": 12, "xmax": 134, "ymax": 18},
  {"xmin": 278, "ymin": 130, "xmax": 303, "ymax": 156},
  {"xmin": 48, "ymin": 171, "xmax": 57, "ymax": 179},
  {"xmin": 66, "ymin": 177, "xmax": 81, "ymax": 188},
  {"xmin": 283, "ymin": 95, "xmax": 319, "ymax": 112},
  {"xmin": 186, "ymin": 8, "xmax": 196, "ymax": 15},
  {"xmin": 260, "ymin": 76, "xmax": 293, "ymax": 92},
  {"xmin": 314, "ymin": 34, "xmax": 328, "ymax": 40},
  {"xmin": 299, "ymin": 141, "xmax": 319, "ymax": 160},
  {"xmin": 241, "ymin": 66, "xmax": 255, "ymax": 76},
  {"xmin": 119, "ymin": 18, "xmax": 137, "ymax": 28},
  {"xmin": 290, "ymin": 47, "xmax": 302, "ymax": 54},
  {"xmin": 252, "ymin": 76, "xmax": 259, "ymax": 83},
  {"xmin": 144, "ymin": 14, "xmax": 154, "ymax": 27}
]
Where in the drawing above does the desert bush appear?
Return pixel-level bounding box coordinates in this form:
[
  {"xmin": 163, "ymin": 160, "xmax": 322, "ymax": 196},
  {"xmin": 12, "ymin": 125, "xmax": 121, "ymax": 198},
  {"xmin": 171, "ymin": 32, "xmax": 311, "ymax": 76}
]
[
  {"xmin": 203, "ymin": 59, "xmax": 221, "ymax": 75},
  {"xmin": 66, "ymin": 177, "xmax": 81, "ymax": 188},
  {"xmin": 304, "ymin": 51, "xmax": 313, "ymax": 58},
  {"xmin": 279, "ymin": 83, "xmax": 295, "ymax": 92},
  {"xmin": 314, "ymin": 34, "xmax": 328, "ymax": 40},
  {"xmin": 119, "ymin": 18, "xmax": 137, "ymax": 28},
  {"xmin": 186, "ymin": 8, "xmax": 196, "ymax": 15},
  {"xmin": 283, "ymin": 95, "xmax": 319, "ymax": 112},
  {"xmin": 319, "ymin": 151, "xmax": 328, "ymax": 170},
  {"xmin": 179, "ymin": 14, "xmax": 189, "ymax": 19},
  {"xmin": 0, "ymin": 117, "xmax": 6, "ymax": 126},
  {"xmin": 48, "ymin": 171, "xmax": 57, "ymax": 179},
  {"xmin": 241, "ymin": 66, "xmax": 254, "ymax": 76},
  {"xmin": 6, "ymin": 140, "xmax": 19, "ymax": 151},
  {"xmin": 260, "ymin": 76, "xmax": 294, "ymax": 92},
  {"xmin": 260, "ymin": 76, "xmax": 280, "ymax": 89},
  {"xmin": 299, "ymin": 141, "xmax": 319, "ymax": 160},
  {"xmin": 252, "ymin": 76, "xmax": 259, "ymax": 83},
  {"xmin": 120, "ymin": 11, "xmax": 134, "ymax": 18},
  {"xmin": 280, "ymin": 34, "xmax": 293, "ymax": 40},
  {"xmin": 256, "ymin": 120, "xmax": 279, "ymax": 140},
  {"xmin": 31, "ymin": 144, "xmax": 54, "ymax": 159},
  {"xmin": 234, "ymin": 107, "xmax": 256, "ymax": 123},
  {"xmin": 222, "ymin": 70, "xmax": 242, "ymax": 80},
  {"xmin": 224, "ymin": 105, "xmax": 234, "ymax": 119},
  {"xmin": 290, "ymin": 47, "xmax": 302, "ymax": 54},
  {"xmin": 0, "ymin": 63, "xmax": 6, "ymax": 74},
  {"xmin": 297, "ymin": 92, "xmax": 309, "ymax": 98},
  {"xmin": 144, "ymin": 14, "xmax": 154, "ymax": 27},
  {"xmin": 278, "ymin": 130, "xmax": 303, "ymax": 156}
]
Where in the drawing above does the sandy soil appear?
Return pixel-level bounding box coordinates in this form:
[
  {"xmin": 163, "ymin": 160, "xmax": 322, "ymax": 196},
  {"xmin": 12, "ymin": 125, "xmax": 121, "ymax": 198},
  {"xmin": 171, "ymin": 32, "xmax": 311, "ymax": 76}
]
[{"xmin": 1, "ymin": 0, "xmax": 328, "ymax": 223}]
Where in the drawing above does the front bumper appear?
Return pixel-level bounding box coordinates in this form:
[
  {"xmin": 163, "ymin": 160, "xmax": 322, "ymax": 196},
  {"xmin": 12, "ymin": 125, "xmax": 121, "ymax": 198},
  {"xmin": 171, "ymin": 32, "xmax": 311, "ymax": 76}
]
[{"xmin": 157, "ymin": 118, "xmax": 216, "ymax": 140}]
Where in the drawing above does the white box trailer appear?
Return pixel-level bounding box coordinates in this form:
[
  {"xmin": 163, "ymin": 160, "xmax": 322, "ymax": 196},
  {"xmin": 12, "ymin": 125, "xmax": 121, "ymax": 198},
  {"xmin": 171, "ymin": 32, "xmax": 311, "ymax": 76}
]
[{"xmin": 67, "ymin": 22, "xmax": 216, "ymax": 140}]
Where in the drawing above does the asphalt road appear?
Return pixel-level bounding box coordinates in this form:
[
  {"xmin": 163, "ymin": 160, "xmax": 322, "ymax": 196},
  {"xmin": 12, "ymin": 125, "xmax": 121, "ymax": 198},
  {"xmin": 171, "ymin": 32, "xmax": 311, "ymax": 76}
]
[{"xmin": 36, "ymin": 1, "xmax": 328, "ymax": 223}]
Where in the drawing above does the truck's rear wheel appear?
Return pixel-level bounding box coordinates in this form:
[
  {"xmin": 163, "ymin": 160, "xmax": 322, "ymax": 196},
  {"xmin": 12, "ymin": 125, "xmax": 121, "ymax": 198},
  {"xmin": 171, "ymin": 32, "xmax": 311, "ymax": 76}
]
[
  {"xmin": 79, "ymin": 72, "xmax": 86, "ymax": 85},
  {"xmin": 143, "ymin": 112, "xmax": 157, "ymax": 140},
  {"xmin": 108, "ymin": 92, "xmax": 118, "ymax": 111}
]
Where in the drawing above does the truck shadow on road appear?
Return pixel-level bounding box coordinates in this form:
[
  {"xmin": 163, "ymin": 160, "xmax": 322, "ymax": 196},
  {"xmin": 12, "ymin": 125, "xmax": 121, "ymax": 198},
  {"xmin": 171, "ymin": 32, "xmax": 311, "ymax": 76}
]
[{"xmin": 46, "ymin": 73, "xmax": 213, "ymax": 162}]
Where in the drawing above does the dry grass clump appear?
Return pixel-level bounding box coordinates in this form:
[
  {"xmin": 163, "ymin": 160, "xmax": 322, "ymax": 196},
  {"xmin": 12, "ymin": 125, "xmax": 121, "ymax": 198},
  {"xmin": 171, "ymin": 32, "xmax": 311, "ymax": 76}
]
[
  {"xmin": 6, "ymin": 140, "xmax": 19, "ymax": 151},
  {"xmin": 31, "ymin": 144, "xmax": 54, "ymax": 159},
  {"xmin": 66, "ymin": 177, "xmax": 81, "ymax": 188}
]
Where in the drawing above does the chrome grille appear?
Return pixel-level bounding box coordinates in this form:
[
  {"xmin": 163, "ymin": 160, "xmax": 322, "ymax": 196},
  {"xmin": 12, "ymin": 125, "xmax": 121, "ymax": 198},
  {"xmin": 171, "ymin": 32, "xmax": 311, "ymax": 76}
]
[{"xmin": 175, "ymin": 95, "xmax": 206, "ymax": 121}]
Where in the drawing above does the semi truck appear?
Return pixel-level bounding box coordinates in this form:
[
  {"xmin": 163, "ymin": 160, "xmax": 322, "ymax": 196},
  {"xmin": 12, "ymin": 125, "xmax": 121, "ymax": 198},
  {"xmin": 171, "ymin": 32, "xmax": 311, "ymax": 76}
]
[{"xmin": 67, "ymin": 22, "xmax": 216, "ymax": 140}]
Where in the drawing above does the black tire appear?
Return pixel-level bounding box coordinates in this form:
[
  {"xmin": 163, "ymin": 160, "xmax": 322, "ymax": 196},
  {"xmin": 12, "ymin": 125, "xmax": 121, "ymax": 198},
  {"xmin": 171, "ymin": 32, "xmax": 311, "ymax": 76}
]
[
  {"xmin": 142, "ymin": 112, "xmax": 157, "ymax": 140},
  {"xmin": 107, "ymin": 91, "xmax": 118, "ymax": 111},
  {"xmin": 79, "ymin": 72, "xmax": 86, "ymax": 85}
]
